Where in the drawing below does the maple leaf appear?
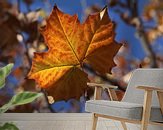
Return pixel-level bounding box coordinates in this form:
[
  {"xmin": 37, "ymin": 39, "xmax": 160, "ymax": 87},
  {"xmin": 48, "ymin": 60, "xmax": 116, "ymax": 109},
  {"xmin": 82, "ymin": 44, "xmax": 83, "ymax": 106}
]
[{"xmin": 28, "ymin": 6, "xmax": 121, "ymax": 101}]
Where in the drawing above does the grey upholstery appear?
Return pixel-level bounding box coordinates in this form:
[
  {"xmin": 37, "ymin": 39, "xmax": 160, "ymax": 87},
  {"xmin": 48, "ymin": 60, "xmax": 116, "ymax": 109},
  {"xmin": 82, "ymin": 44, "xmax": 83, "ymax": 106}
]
[
  {"xmin": 86, "ymin": 100, "xmax": 163, "ymax": 122},
  {"xmin": 85, "ymin": 69, "xmax": 163, "ymax": 123},
  {"xmin": 122, "ymin": 69, "xmax": 163, "ymax": 106}
]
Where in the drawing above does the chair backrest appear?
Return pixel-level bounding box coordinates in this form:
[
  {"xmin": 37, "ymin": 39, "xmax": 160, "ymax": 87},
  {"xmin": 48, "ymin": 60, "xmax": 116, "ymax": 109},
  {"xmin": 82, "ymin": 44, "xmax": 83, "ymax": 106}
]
[{"xmin": 122, "ymin": 69, "xmax": 163, "ymax": 107}]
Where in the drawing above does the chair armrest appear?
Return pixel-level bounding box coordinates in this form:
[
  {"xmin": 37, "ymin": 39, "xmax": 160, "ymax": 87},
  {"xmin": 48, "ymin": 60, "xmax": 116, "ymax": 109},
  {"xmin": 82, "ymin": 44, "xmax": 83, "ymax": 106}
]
[
  {"xmin": 87, "ymin": 82, "xmax": 118, "ymax": 89},
  {"xmin": 87, "ymin": 82, "xmax": 118, "ymax": 100},
  {"xmin": 137, "ymin": 86, "xmax": 163, "ymax": 92}
]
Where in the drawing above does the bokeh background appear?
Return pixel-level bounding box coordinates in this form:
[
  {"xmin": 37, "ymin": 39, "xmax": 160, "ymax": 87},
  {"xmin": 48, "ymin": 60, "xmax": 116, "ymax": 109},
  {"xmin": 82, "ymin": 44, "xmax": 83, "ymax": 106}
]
[{"xmin": 0, "ymin": 0, "xmax": 163, "ymax": 113}]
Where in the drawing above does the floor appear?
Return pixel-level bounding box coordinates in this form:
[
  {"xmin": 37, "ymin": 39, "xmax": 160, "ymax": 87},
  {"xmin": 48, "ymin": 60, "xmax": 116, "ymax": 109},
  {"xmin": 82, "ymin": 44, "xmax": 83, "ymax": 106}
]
[{"xmin": 0, "ymin": 113, "xmax": 140, "ymax": 130}]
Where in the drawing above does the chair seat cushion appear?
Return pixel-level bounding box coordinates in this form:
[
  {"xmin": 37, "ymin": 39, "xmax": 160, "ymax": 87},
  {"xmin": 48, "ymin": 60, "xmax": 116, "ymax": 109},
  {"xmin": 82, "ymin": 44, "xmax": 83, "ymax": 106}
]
[{"xmin": 85, "ymin": 100, "xmax": 163, "ymax": 122}]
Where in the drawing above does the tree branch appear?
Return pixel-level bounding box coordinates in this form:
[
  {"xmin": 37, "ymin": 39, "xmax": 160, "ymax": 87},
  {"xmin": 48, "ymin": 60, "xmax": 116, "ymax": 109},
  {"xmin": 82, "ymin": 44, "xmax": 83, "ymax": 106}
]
[
  {"xmin": 83, "ymin": 64, "xmax": 126, "ymax": 91},
  {"xmin": 107, "ymin": 0, "xmax": 158, "ymax": 68},
  {"xmin": 137, "ymin": 21, "xmax": 158, "ymax": 68}
]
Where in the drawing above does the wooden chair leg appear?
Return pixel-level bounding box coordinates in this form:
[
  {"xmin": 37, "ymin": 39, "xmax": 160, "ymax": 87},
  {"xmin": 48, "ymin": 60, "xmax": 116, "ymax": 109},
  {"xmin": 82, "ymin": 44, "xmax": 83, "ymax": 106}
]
[
  {"xmin": 121, "ymin": 121, "xmax": 127, "ymax": 130},
  {"xmin": 141, "ymin": 90, "xmax": 152, "ymax": 130},
  {"xmin": 157, "ymin": 91, "xmax": 163, "ymax": 114},
  {"xmin": 92, "ymin": 113, "xmax": 98, "ymax": 130}
]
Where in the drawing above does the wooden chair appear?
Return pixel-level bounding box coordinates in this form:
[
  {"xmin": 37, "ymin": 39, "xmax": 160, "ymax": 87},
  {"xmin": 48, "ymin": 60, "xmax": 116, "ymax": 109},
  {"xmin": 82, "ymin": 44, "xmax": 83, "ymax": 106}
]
[{"xmin": 86, "ymin": 69, "xmax": 163, "ymax": 130}]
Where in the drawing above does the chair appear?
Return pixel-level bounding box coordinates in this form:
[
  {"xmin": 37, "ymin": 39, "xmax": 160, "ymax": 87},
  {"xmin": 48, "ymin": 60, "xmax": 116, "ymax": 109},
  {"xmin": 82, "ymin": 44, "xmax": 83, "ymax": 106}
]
[{"xmin": 85, "ymin": 69, "xmax": 163, "ymax": 130}]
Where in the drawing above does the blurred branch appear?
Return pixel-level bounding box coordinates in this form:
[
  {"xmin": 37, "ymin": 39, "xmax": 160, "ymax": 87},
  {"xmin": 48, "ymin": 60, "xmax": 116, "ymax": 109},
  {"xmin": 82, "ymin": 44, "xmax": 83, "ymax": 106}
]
[
  {"xmin": 17, "ymin": 0, "xmax": 20, "ymax": 13},
  {"xmin": 24, "ymin": 41, "xmax": 32, "ymax": 67},
  {"xmin": 137, "ymin": 20, "xmax": 158, "ymax": 68},
  {"xmin": 41, "ymin": 89, "xmax": 55, "ymax": 113},
  {"xmin": 157, "ymin": 56, "xmax": 163, "ymax": 62},
  {"xmin": 107, "ymin": 0, "xmax": 158, "ymax": 68},
  {"xmin": 83, "ymin": 64, "xmax": 126, "ymax": 91}
]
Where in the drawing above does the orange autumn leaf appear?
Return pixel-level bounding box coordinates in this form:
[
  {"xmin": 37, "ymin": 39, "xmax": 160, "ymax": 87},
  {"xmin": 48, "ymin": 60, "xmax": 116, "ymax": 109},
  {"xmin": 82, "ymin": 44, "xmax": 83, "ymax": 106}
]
[{"xmin": 28, "ymin": 6, "xmax": 121, "ymax": 101}]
